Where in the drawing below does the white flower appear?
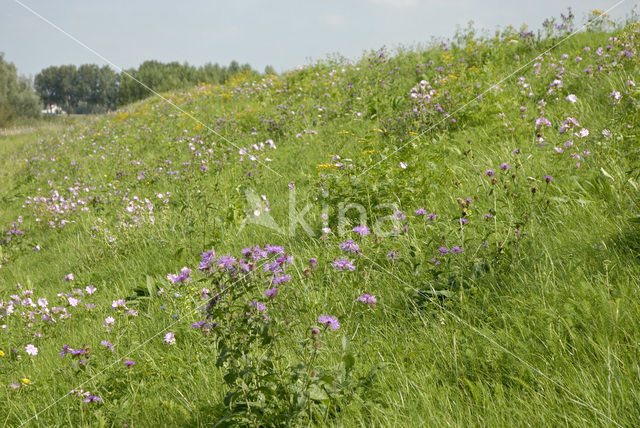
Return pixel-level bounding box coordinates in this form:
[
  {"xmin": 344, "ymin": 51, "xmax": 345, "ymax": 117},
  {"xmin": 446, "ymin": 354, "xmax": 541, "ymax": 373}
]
[
  {"xmin": 164, "ymin": 332, "xmax": 175, "ymax": 345},
  {"xmin": 565, "ymin": 94, "xmax": 577, "ymax": 103},
  {"xmin": 25, "ymin": 344, "xmax": 38, "ymax": 356}
]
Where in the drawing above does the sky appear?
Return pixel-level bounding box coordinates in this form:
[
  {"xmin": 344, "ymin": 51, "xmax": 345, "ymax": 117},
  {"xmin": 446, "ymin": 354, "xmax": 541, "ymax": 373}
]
[{"xmin": 1, "ymin": 0, "xmax": 638, "ymax": 78}]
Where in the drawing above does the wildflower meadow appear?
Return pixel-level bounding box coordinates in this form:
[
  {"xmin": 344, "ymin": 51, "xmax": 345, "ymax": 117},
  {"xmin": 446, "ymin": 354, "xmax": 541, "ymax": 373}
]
[{"xmin": 1, "ymin": 8, "xmax": 640, "ymax": 427}]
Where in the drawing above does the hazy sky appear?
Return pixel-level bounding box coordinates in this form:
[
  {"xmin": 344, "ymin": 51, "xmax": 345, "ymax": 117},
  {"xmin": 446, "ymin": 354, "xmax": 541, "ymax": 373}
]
[{"xmin": 2, "ymin": 0, "xmax": 638, "ymax": 77}]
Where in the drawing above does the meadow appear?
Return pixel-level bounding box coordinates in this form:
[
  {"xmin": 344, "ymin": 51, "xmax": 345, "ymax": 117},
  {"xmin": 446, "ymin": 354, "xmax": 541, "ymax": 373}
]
[{"xmin": 1, "ymin": 11, "xmax": 639, "ymax": 427}]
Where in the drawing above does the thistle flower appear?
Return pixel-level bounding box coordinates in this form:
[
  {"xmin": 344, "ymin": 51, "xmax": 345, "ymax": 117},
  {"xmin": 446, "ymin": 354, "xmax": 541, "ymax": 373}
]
[
  {"xmin": 439, "ymin": 246, "xmax": 449, "ymax": 254},
  {"xmin": 249, "ymin": 301, "xmax": 267, "ymax": 311},
  {"xmin": 318, "ymin": 315, "xmax": 340, "ymax": 330},
  {"xmin": 358, "ymin": 293, "xmax": 377, "ymax": 307},
  {"xmin": 198, "ymin": 249, "xmax": 216, "ymax": 272},
  {"xmin": 264, "ymin": 287, "xmax": 278, "ymax": 298},
  {"xmin": 123, "ymin": 360, "xmax": 135, "ymax": 366},
  {"xmin": 84, "ymin": 395, "xmax": 101, "ymax": 403},
  {"xmin": 271, "ymin": 274, "xmax": 291, "ymax": 285},
  {"xmin": 544, "ymin": 175, "xmax": 554, "ymax": 183},
  {"xmin": 339, "ymin": 240, "xmax": 360, "ymax": 254},
  {"xmin": 499, "ymin": 163, "xmax": 510, "ymax": 170},
  {"xmin": 167, "ymin": 267, "xmax": 191, "ymax": 284},
  {"xmin": 485, "ymin": 169, "xmax": 495, "ymax": 177},
  {"xmin": 352, "ymin": 225, "xmax": 370, "ymax": 236},
  {"xmin": 333, "ymin": 258, "xmax": 356, "ymax": 271},
  {"xmin": 451, "ymin": 246, "xmax": 464, "ymax": 253}
]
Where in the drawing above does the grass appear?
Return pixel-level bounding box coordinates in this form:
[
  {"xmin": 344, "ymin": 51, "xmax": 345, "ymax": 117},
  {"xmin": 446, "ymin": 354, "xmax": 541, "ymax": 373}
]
[{"xmin": 0, "ymin": 16, "xmax": 639, "ymax": 427}]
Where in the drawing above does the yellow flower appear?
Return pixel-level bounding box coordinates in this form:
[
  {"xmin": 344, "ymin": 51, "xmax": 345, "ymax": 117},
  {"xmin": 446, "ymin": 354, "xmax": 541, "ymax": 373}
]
[
  {"xmin": 21, "ymin": 378, "xmax": 30, "ymax": 384},
  {"xmin": 0, "ymin": 350, "xmax": 4, "ymax": 357}
]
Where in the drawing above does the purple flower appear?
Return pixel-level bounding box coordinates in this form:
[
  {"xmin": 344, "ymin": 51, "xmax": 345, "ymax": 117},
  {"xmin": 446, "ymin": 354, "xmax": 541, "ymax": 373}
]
[
  {"xmin": 451, "ymin": 246, "xmax": 464, "ymax": 254},
  {"xmin": 535, "ymin": 117, "xmax": 551, "ymax": 129},
  {"xmin": 59, "ymin": 345, "xmax": 70, "ymax": 357},
  {"xmin": 309, "ymin": 258, "xmax": 318, "ymax": 270},
  {"xmin": 394, "ymin": 210, "xmax": 406, "ymax": 220},
  {"xmin": 100, "ymin": 340, "xmax": 113, "ymax": 351},
  {"xmin": 249, "ymin": 301, "xmax": 267, "ymax": 311},
  {"xmin": 63, "ymin": 273, "xmax": 75, "ymax": 282},
  {"xmin": 386, "ymin": 250, "xmax": 398, "ymax": 261},
  {"xmin": 318, "ymin": 315, "xmax": 340, "ymax": 330},
  {"xmin": 352, "ymin": 225, "xmax": 370, "ymax": 236},
  {"xmin": 484, "ymin": 213, "xmax": 493, "ymax": 220},
  {"xmin": 459, "ymin": 218, "xmax": 469, "ymax": 225},
  {"xmin": 198, "ymin": 249, "xmax": 216, "ymax": 272},
  {"xmin": 415, "ymin": 208, "xmax": 427, "ymax": 215},
  {"xmin": 485, "ymin": 170, "xmax": 495, "ymax": 177},
  {"xmin": 264, "ymin": 287, "xmax": 278, "ymax": 298},
  {"xmin": 438, "ymin": 246, "xmax": 449, "ymax": 255},
  {"xmin": 85, "ymin": 285, "xmax": 97, "ymax": 295},
  {"xmin": 544, "ymin": 175, "xmax": 554, "ymax": 183},
  {"xmin": 271, "ymin": 274, "xmax": 291, "ymax": 285},
  {"xmin": 333, "ymin": 258, "xmax": 356, "ymax": 272},
  {"xmin": 123, "ymin": 360, "xmax": 135, "ymax": 366},
  {"xmin": 264, "ymin": 244, "xmax": 285, "ymax": 254},
  {"xmin": 167, "ymin": 267, "xmax": 191, "ymax": 284},
  {"xmin": 217, "ymin": 255, "xmax": 237, "ymax": 272},
  {"xmin": 358, "ymin": 294, "xmax": 377, "ymax": 307},
  {"xmin": 499, "ymin": 163, "xmax": 510, "ymax": 170},
  {"xmin": 339, "ymin": 240, "xmax": 360, "ymax": 254},
  {"xmin": 83, "ymin": 395, "xmax": 101, "ymax": 403}
]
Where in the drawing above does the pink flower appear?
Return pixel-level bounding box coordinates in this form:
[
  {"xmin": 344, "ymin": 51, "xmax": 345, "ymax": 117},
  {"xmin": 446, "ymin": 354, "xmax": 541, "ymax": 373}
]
[{"xmin": 63, "ymin": 273, "xmax": 74, "ymax": 282}]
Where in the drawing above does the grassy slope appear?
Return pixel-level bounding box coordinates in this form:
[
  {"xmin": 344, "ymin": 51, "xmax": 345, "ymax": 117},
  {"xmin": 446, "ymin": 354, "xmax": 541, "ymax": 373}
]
[{"xmin": 1, "ymin": 23, "xmax": 639, "ymax": 426}]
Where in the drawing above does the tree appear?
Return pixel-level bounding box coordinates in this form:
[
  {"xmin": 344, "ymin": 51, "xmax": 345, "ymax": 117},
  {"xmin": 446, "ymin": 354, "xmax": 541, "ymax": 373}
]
[{"xmin": 0, "ymin": 53, "xmax": 40, "ymax": 126}]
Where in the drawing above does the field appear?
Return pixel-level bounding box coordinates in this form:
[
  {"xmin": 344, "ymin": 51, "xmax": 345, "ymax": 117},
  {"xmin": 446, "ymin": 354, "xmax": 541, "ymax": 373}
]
[{"xmin": 1, "ymin": 15, "xmax": 639, "ymax": 427}]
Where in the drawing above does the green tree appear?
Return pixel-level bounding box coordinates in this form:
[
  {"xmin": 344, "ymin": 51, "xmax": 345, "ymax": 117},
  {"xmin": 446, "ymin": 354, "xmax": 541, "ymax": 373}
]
[{"xmin": 0, "ymin": 52, "xmax": 40, "ymax": 126}]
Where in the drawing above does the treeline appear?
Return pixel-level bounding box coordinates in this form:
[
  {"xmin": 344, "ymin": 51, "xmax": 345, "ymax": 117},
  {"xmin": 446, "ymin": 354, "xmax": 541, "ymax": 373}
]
[
  {"xmin": 34, "ymin": 60, "xmax": 268, "ymax": 114},
  {"xmin": 0, "ymin": 53, "xmax": 40, "ymax": 126}
]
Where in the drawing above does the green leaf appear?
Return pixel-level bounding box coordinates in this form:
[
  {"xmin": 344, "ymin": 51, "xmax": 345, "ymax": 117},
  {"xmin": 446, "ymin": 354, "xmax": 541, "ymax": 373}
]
[
  {"xmin": 146, "ymin": 275, "xmax": 155, "ymax": 296},
  {"xmin": 342, "ymin": 353, "xmax": 356, "ymax": 371},
  {"xmin": 308, "ymin": 384, "xmax": 330, "ymax": 402}
]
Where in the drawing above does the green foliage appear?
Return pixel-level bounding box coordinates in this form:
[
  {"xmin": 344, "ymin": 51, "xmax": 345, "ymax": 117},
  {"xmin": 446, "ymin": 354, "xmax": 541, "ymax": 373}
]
[
  {"xmin": 1, "ymin": 10, "xmax": 640, "ymax": 428},
  {"xmin": 0, "ymin": 53, "xmax": 40, "ymax": 126}
]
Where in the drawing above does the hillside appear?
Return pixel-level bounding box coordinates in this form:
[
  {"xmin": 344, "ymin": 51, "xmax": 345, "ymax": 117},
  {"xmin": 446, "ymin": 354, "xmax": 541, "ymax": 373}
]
[{"xmin": 1, "ymin": 18, "xmax": 639, "ymax": 427}]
